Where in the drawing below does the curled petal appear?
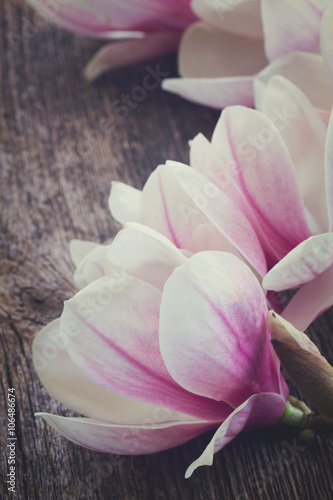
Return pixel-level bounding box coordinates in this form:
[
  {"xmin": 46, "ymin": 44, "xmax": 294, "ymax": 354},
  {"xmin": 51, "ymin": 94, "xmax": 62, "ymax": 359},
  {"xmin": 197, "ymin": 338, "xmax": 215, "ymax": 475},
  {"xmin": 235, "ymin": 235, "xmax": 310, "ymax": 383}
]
[
  {"xmin": 108, "ymin": 181, "xmax": 142, "ymax": 224},
  {"xmin": 279, "ymin": 264, "xmax": 333, "ymax": 331},
  {"xmin": 62, "ymin": 275, "xmax": 231, "ymax": 421},
  {"xmin": 84, "ymin": 32, "xmax": 181, "ymax": 81},
  {"xmin": 185, "ymin": 393, "xmax": 286, "ymax": 478},
  {"xmin": 36, "ymin": 413, "xmax": 217, "ymax": 455},
  {"xmin": 263, "ymin": 233, "xmax": 333, "ymax": 291},
  {"xmin": 160, "ymin": 252, "xmax": 283, "ymax": 408}
]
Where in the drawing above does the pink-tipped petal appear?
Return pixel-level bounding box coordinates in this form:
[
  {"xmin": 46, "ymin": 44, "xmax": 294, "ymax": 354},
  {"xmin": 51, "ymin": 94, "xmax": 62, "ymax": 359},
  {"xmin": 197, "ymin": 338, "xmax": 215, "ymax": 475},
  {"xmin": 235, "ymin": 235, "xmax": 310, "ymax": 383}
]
[
  {"xmin": 191, "ymin": 0, "xmax": 263, "ymax": 40},
  {"xmin": 254, "ymin": 52, "xmax": 333, "ymax": 113},
  {"xmin": 62, "ymin": 275, "xmax": 231, "ymax": 421},
  {"xmin": 185, "ymin": 392, "xmax": 286, "ymax": 478},
  {"xmin": 84, "ymin": 32, "xmax": 180, "ymax": 81},
  {"xmin": 140, "ymin": 161, "xmax": 267, "ymax": 276},
  {"xmin": 108, "ymin": 181, "xmax": 142, "ymax": 224},
  {"xmin": 162, "ymin": 75, "xmax": 255, "ymax": 109},
  {"xmin": 33, "ymin": 319, "xmax": 196, "ymax": 424},
  {"xmin": 178, "ymin": 22, "xmax": 267, "ymax": 78},
  {"xmin": 160, "ymin": 252, "xmax": 283, "ymax": 408},
  {"xmin": 320, "ymin": 3, "xmax": 333, "ymax": 86},
  {"xmin": 260, "ymin": 75, "xmax": 328, "ymax": 234},
  {"xmin": 36, "ymin": 413, "xmax": 218, "ymax": 455},
  {"xmin": 210, "ymin": 105, "xmax": 312, "ymax": 264},
  {"xmin": 280, "ymin": 264, "xmax": 333, "ymax": 331},
  {"xmin": 263, "ymin": 233, "xmax": 333, "ymax": 291},
  {"xmin": 262, "ymin": 0, "xmax": 324, "ymax": 61},
  {"xmin": 326, "ymin": 109, "xmax": 333, "ymax": 230}
]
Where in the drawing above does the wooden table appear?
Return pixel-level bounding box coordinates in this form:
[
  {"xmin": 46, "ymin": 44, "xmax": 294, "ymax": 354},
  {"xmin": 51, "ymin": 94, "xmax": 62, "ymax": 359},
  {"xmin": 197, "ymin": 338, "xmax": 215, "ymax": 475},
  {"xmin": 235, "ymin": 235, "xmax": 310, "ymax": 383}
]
[{"xmin": 1, "ymin": 1, "xmax": 333, "ymax": 499}]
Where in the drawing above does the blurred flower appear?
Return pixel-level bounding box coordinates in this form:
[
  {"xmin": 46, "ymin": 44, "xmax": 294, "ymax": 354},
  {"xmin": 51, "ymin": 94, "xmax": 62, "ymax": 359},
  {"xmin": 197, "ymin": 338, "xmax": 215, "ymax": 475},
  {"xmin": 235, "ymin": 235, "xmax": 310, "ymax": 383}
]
[
  {"xmin": 34, "ymin": 224, "xmax": 288, "ymax": 476},
  {"xmin": 110, "ymin": 75, "xmax": 333, "ymax": 330},
  {"xmin": 26, "ymin": 0, "xmax": 197, "ymax": 80},
  {"xmin": 163, "ymin": 0, "xmax": 333, "ymax": 111}
]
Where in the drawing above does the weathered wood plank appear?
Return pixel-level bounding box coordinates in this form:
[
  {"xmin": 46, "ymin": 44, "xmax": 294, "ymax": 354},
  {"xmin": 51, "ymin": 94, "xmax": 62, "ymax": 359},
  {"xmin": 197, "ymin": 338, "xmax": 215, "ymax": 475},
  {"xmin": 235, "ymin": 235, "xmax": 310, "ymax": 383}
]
[{"xmin": 1, "ymin": 1, "xmax": 333, "ymax": 499}]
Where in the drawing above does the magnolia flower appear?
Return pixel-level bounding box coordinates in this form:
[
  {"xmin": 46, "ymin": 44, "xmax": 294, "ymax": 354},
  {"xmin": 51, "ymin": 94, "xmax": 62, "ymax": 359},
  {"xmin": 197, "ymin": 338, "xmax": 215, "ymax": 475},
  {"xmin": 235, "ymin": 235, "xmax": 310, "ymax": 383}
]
[
  {"xmin": 26, "ymin": 0, "xmax": 196, "ymax": 80},
  {"xmin": 163, "ymin": 0, "xmax": 333, "ymax": 111},
  {"xmin": 109, "ymin": 75, "xmax": 333, "ymax": 330},
  {"xmin": 34, "ymin": 224, "xmax": 288, "ymax": 476}
]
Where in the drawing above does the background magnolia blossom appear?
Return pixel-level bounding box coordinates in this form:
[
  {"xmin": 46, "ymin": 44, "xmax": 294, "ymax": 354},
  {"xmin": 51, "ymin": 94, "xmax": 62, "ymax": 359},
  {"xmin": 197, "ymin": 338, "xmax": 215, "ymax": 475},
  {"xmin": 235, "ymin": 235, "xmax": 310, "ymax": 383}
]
[
  {"xmin": 33, "ymin": 224, "xmax": 288, "ymax": 476},
  {"xmin": 26, "ymin": 0, "xmax": 197, "ymax": 80},
  {"xmin": 26, "ymin": 0, "xmax": 333, "ymax": 107},
  {"xmin": 163, "ymin": 0, "xmax": 333, "ymax": 111}
]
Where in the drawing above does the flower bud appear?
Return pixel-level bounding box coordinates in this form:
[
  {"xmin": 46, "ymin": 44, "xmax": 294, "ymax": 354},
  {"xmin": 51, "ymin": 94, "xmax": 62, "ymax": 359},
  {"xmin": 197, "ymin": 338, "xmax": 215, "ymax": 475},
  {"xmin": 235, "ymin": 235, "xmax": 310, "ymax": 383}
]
[{"xmin": 267, "ymin": 311, "xmax": 333, "ymax": 418}]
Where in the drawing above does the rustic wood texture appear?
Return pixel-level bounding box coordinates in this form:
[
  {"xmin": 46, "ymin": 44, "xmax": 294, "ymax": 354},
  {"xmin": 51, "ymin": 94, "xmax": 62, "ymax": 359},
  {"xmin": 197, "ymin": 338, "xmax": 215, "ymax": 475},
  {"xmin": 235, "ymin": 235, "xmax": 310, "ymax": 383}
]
[{"xmin": 1, "ymin": 1, "xmax": 333, "ymax": 499}]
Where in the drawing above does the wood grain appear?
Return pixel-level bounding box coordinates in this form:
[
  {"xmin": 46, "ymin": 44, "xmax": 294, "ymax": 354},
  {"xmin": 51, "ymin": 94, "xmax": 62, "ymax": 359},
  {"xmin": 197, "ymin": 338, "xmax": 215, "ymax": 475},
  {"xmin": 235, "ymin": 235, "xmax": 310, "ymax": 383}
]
[{"xmin": 1, "ymin": 1, "xmax": 333, "ymax": 499}]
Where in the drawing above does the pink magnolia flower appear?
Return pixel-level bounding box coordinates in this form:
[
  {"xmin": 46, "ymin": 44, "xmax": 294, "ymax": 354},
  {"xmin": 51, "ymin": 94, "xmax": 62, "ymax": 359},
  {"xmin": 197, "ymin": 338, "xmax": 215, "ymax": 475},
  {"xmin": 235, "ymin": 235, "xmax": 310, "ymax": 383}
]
[
  {"xmin": 163, "ymin": 0, "xmax": 333, "ymax": 111},
  {"xmin": 109, "ymin": 75, "xmax": 333, "ymax": 331},
  {"xmin": 34, "ymin": 224, "xmax": 288, "ymax": 476},
  {"xmin": 26, "ymin": 0, "xmax": 197, "ymax": 80}
]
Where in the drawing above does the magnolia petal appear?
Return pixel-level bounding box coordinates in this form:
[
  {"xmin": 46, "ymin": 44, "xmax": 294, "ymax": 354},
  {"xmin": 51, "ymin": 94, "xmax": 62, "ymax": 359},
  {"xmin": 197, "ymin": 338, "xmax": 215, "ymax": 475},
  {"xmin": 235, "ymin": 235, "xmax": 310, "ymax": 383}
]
[
  {"xmin": 262, "ymin": 0, "xmax": 324, "ymax": 61},
  {"xmin": 73, "ymin": 224, "xmax": 188, "ymax": 290},
  {"xmin": 280, "ymin": 264, "xmax": 333, "ymax": 331},
  {"xmin": 185, "ymin": 392, "xmax": 286, "ymax": 478},
  {"xmin": 62, "ymin": 275, "xmax": 231, "ymax": 421},
  {"xmin": 73, "ymin": 244, "xmax": 113, "ymax": 289},
  {"xmin": 162, "ymin": 75, "xmax": 255, "ymax": 108},
  {"xmin": 27, "ymin": 0, "xmax": 195, "ymax": 37},
  {"xmin": 178, "ymin": 22, "xmax": 267, "ymax": 78},
  {"xmin": 69, "ymin": 239, "xmax": 100, "ymax": 267},
  {"xmin": 36, "ymin": 413, "xmax": 217, "ymax": 455},
  {"xmin": 191, "ymin": 0, "xmax": 263, "ymax": 40},
  {"xmin": 263, "ymin": 233, "xmax": 333, "ymax": 291},
  {"xmin": 33, "ymin": 319, "xmax": 196, "ymax": 424},
  {"xmin": 326, "ymin": 109, "xmax": 333, "ymax": 230},
  {"xmin": 260, "ymin": 75, "xmax": 328, "ymax": 234},
  {"xmin": 160, "ymin": 252, "xmax": 282, "ymax": 409},
  {"xmin": 140, "ymin": 161, "xmax": 267, "ymax": 276},
  {"xmin": 320, "ymin": 3, "xmax": 333, "ymax": 86},
  {"xmin": 210, "ymin": 105, "xmax": 312, "ymax": 264},
  {"xmin": 105, "ymin": 223, "xmax": 187, "ymax": 290},
  {"xmin": 254, "ymin": 52, "xmax": 333, "ymax": 113},
  {"xmin": 84, "ymin": 32, "xmax": 180, "ymax": 81},
  {"xmin": 108, "ymin": 181, "xmax": 142, "ymax": 224},
  {"xmin": 26, "ymin": 0, "xmax": 144, "ymax": 38}
]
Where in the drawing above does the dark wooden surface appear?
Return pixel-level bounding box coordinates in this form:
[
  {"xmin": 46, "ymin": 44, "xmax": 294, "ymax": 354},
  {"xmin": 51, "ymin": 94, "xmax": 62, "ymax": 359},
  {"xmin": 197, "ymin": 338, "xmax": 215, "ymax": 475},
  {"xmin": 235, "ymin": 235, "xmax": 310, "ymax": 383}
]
[{"xmin": 1, "ymin": 1, "xmax": 333, "ymax": 499}]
